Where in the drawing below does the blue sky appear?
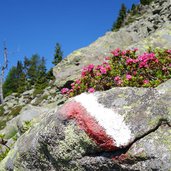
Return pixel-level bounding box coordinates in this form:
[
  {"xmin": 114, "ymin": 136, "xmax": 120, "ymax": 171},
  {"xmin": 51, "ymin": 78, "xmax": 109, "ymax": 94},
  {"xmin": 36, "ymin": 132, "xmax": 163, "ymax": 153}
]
[{"xmin": 0, "ymin": 0, "xmax": 140, "ymax": 73}]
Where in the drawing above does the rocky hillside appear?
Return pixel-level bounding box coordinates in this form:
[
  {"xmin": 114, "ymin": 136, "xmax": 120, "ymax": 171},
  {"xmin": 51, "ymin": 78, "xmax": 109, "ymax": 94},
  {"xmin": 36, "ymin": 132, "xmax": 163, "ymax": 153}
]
[
  {"xmin": 0, "ymin": 0, "xmax": 171, "ymax": 170},
  {"xmin": 53, "ymin": 0, "xmax": 171, "ymax": 87},
  {"xmin": 1, "ymin": 79, "xmax": 171, "ymax": 170}
]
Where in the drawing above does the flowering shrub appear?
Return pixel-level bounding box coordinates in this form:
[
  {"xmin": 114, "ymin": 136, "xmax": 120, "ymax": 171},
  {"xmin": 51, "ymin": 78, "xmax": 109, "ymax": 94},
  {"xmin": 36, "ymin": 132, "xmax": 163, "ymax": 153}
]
[{"xmin": 61, "ymin": 48, "xmax": 171, "ymax": 97}]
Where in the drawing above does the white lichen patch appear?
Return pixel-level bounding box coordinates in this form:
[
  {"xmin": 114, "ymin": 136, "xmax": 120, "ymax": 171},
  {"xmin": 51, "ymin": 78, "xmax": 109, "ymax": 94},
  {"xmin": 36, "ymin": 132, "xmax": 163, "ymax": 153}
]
[{"xmin": 74, "ymin": 93, "xmax": 132, "ymax": 147}]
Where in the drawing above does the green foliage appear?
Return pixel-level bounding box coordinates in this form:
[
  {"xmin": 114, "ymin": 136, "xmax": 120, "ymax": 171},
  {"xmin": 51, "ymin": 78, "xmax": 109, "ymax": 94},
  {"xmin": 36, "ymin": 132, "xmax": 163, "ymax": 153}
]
[
  {"xmin": 46, "ymin": 68, "xmax": 55, "ymax": 80},
  {"xmin": 16, "ymin": 61, "xmax": 27, "ymax": 94},
  {"xmin": 22, "ymin": 121, "xmax": 32, "ymax": 133},
  {"xmin": 0, "ymin": 133, "xmax": 10, "ymax": 161},
  {"xmin": 0, "ymin": 134, "xmax": 5, "ymax": 139},
  {"xmin": 111, "ymin": 0, "xmax": 154, "ymax": 31},
  {"xmin": 0, "ymin": 105, "xmax": 5, "ymax": 116},
  {"xmin": 27, "ymin": 54, "xmax": 40, "ymax": 85},
  {"xmin": 34, "ymin": 57, "xmax": 48, "ymax": 94},
  {"xmin": 5, "ymin": 129, "xmax": 17, "ymax": 140},
  {"xmin": 8, "ymin": 106, "xmax": 23, "ymax": 117},
  {"xmin": 112, "ymin": 3, "xmax": 127, "ymax": 31},
  {"xmin": 3, "ymin": 41, "xmax": 63, "ymax": 98},
  {"xmin": 52, "ymin": 43, "xmax": 63, "ymax": 65},
  {"xmin": 3, "ymin": 66, "xmax": 18, "ymax": 97},
  {"xmin": 0, "ymin": 120, "xmax": 7, "ymax": 130},
  {"xmin": 140, "ymin": 0, "xmax": 154, "ymax": 5},
  {"xmin": 62, "ymin": 48, "xmax": 171, "ymax": 97},
  {"xmin": 0, "ymin": 147, "xmax": 10, "ymax": 161},
  {"xmin": 3, "ymin": 54, "xmax": 49, "ymax": 97},
  {"xmin": 0, "ymin": 105, "xmax": 23, "ymax": 131},
  {"xmin": 32, "ymin": 94, "xmax": 49, "ymax": 106}
]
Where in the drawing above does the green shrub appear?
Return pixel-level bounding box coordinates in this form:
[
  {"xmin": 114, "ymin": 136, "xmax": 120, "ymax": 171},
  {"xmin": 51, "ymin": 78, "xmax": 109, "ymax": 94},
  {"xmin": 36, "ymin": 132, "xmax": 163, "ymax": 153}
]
[
  {"xmin": 140, "ymin": 0, "xmax": 154, "ymax": 5},
  {"xmin": 8, "ymin": 106, "xmax": 23, "ymax": 117},
  {"xmin": 61, "ymin": 48, "xmax": 171, "ymax": 97},
  {"xmin": 0, "ymin": 106, "xmax": 5, "ymax": 116},
  {"xmin": 0, "ymin": 120, "xmax": 7, "ymax": 130},
  {"xmin": 0, "ymin": 147, "xmax": 10, "ymax": 161},
  {"xmin": 33, "ymin": 94, "xmax": 49, "ymax": 106},
  {"xmin": 22, "ymin": 121, "xmax": 32, "ymax": 133}
]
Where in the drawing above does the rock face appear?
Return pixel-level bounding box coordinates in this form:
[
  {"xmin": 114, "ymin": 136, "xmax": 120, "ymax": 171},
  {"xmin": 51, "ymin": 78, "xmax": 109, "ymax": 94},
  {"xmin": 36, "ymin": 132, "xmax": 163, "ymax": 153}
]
[
  {"xmin": 0, "ymin": 0, "xmax": 171, "ymax": 170},
  {"xmin": 53, "ymin": 0, "xmax": 171, "ymax": 87},
  {"xmin": 1, "ymin": 79, "xmax": 171, "ymax": 171}
]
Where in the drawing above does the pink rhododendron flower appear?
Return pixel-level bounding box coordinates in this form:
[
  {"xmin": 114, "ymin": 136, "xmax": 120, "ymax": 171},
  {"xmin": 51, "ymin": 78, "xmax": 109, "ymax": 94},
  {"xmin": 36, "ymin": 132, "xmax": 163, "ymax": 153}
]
[
  {"xmin": 126, "ymin": 49, "xmax": 131, "ymax": 54},
  {"xmin": 166, "ymin": 49, "xmax": 171, "ymax": 54},
  {"xmin": 87, "ymin": 64, "xmax": 94, "ymax": 71},
  {"xmin": 139, "ymin": 62, "xmax": 148, "ymax": 68},
  {"xmin": 114, "ymin": 76, "xmax": 121, "ymax": 81},
  {"xmin": 96, "ymin": 72, "xmax": 101, "ymax": 76},
  {"xmin": 100, "ymin": 66, "xmax": 107, "ymax": 74},
  {"xmin": 133, "ymin": 71, "xmax": 137, "ymax": 75},
  {"xmin": 103, "ymin": 62, "xmax": 108, "ymax": 65},
  {"xmin": 81, "ymin": 64, "xmax": 94, "ymax": 77},
  {"xmin": 88, "ymin": 88, "xmax": 95, "ymax": 93},
  {"xmin": 121, "ymin": 51, "xmax": 127, "ymax": 55},
  {"xmin": 126, "ymin": 58, "xmax": 138, "ymax": 65},
  {"xmin": 61, "ymin": 88, "xmax": 69, "ymax": 94},
  {"xmin": 117, "ymin": 80, "xmax": 123, "ymax": 85},
  {"xmin": 143, "ymin": 80, "xmax": 149, "ymax": 84},
  {"xmin": 133, "ymin": 48, "xmax": 138, "ymax": 52},
  {"xmin": 105, "ymin": 56, "xmax": 110, "ymax": 60},
  {"xmin": 76, "ymin": 79, "xmax": 81, "ymax": 84},
  {"xmin": 106, "ymin": 65, "xmax": 111, "ymax": 71},
  {"xmin": 81, "ymin": 71, "xmax": 86, "ymax": 77},
  {"xmin": 162, "ymin": 67, "xmax": 167, "ymax": 71},
  {"xmin": 126, "ymin": 74, "xmax": 132, "ymax": 80},
  {"xmin": 138, "ymin": 52, "xmax": 158, "ymax": 68},
  {"xmin": 95, "ymin": 65, "xmax": 101, "ymax": 70},
  {"xmin": 169, "ymin": 64, "xmax": 171, "ymax": 67},
  {"xmin": 111, "ymin": 48, "xmax": 120, "ymax": 56},
  {"xmin": 71, "ymin": 83, "xmax": 75, "ymax": 87}
]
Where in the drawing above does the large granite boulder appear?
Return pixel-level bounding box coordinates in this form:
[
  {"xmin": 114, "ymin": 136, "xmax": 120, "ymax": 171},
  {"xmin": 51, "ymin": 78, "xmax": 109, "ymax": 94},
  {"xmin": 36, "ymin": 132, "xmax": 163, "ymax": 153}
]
[{"xmin": 1, "ymin": 79, "xmax": 171, "ymax": 171}]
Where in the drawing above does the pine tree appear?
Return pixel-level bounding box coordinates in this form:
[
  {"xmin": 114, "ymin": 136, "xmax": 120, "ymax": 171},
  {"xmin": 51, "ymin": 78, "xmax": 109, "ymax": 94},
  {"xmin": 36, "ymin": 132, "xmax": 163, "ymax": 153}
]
[
  {"xmin": 3, "ymin": 54, "xmax": 49, "ymax": 97},
  {"xmin": 34, "ymin": 57, "xmax": 48, "ymax": 94},
  {"xmin": 140, "ymin": 0, "xmax": 154, "ymax": 5},
  {"xmin": 52, "ymin": 43, "xmax": 63, "ymax": 65},
  {"xmin": 131, "ymin": 3, "xmax": 138, "ymax": 15},
  {"xmin": 111, "ymin": 3, "xmax": 127, "ymax": 31},
  {"xmin": 119, "ymin": 4, "xmax": 127, "ymax": 21},
  {"xmin": 46, "ymin": 68, "xmax": 55, "ymax": 80},
  {"xmin": 27, "ymin": 54, "xmax": 40, "ymax": 85},
  {"xmin": 16, "ymin": 61, "xmax": 27, "ymax": 93},
  {"xmin": 3, "ymin": 66, "xmax": 18, "ymax": 97},
  {"xmin": 36, "ymin": 57, "xmax": 47, "ymax": 86},
  {"xmin": 23, "ymin": 56, "xmax": 30, "ymax": 75}
]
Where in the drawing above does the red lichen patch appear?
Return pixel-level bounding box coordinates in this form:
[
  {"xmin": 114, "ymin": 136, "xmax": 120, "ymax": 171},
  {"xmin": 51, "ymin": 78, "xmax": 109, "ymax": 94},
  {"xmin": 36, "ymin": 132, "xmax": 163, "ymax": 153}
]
[{"xmin": 59, "ymin": 101, "xmax": 118, "ymax": 151}]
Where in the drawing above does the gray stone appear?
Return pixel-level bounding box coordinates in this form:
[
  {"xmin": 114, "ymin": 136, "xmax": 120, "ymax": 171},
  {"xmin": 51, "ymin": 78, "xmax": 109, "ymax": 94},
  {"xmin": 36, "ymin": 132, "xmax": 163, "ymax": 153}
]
[{"xmin": 0, "ymin": 78, "xmax": 171, "ymax": 170}]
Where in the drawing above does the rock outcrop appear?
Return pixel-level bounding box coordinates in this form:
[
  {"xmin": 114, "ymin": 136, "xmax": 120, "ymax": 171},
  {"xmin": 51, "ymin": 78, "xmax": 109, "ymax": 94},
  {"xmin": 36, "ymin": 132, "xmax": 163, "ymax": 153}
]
[
  {"xmin": 0, "ymin": 0, "xmax": 171, "ymax": 170},
  {"xmin": 1, "ymin": 79, "xmax": 171, "ymax": 170},
  {"xmin": 53, "ymin": 0, "xmax": 171, "ymax": 87}
]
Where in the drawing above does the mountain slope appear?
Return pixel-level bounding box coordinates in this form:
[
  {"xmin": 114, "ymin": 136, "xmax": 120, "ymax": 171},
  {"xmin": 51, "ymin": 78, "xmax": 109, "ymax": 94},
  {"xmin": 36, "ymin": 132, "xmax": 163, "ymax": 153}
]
[{"xmin": 53, "ymin": 0, "xmax": 171, "ymax": 87}]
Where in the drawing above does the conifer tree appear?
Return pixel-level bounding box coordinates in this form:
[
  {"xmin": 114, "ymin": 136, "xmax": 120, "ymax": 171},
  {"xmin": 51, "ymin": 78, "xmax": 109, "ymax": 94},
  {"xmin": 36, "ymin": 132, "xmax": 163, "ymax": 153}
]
[
  {"xmin": 16, "ymin": 61, "xmax": 27, "ymax": 93},
  {"xmin": 34, "ymin": 57, "xmax": 48, "ymax": 94},
  {"xmin": 52, "ymin": 43, "xmax": 63, "ymax": 65},
  {"xmin": 140, "ymin": 0, "xmax": 153, "ymax": 5},
  {"xmin": 131, "ymin": 3, "xmax": 138, "ymax": 15},
  {"xmin": 36, "ymin": 57, "xmax": 47, "ymax": 87},
  {"xmin": 111, "ymin": 3, "xmax": 127, "ymax": 31},
  {"xmin": 3, "ymin": 66, "xmax": 18, "ymax": 97},
  {"xmin": 27, "ymin": 54, "xmax": 40, "ymax": 85}
]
